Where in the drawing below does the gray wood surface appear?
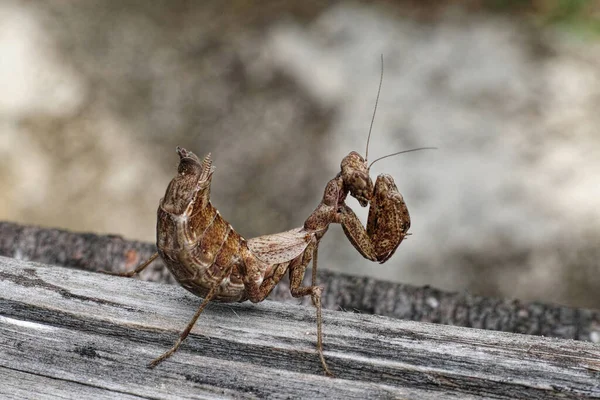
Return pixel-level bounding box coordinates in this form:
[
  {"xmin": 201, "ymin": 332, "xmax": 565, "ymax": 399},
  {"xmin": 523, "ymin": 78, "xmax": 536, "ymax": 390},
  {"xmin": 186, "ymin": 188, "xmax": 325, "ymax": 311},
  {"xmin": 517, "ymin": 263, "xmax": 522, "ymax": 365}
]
[
  {"xmin": 2, "ymin": 220, "xmax": 599, "ymax": 343},
  {"xmin": 1, "ymin": 256, "xmax": 599, "ymax": 399}
]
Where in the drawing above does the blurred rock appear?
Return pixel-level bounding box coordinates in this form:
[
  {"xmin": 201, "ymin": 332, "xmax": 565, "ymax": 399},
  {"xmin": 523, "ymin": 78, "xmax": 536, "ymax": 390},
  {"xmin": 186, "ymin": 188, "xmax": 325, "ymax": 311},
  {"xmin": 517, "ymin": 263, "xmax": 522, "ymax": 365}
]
[{"xmin": 1, "ymin": 1, "xmax": 599, "ymax": 308}]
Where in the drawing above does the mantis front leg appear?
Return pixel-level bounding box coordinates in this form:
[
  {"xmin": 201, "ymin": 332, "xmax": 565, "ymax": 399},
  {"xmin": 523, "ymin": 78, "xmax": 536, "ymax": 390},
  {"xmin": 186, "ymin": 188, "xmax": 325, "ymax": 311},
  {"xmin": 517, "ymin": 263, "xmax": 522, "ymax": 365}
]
[{"xmin": 339, "ymin": 174, "xmax": 410, "ymax": 263}]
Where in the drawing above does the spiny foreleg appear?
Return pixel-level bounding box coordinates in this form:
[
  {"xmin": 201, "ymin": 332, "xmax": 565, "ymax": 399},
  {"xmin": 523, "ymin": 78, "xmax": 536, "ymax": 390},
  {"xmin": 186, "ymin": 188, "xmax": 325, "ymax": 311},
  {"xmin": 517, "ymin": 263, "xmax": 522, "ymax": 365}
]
[{"xmin": 340, "ymin": 174, "xmax": 410, "ymax": 263}]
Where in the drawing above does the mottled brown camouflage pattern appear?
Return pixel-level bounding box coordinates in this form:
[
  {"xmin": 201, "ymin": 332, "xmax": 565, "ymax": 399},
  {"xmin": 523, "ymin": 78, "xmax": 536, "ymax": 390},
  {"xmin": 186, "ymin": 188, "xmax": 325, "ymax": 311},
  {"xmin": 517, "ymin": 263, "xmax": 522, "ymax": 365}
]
[
  {"xmin": 141, "ymin": 147, "xmax": 410, "ymax": 375},
  {"xmin": 157, "ymin": 147, "xmax": 315, "ymax": 303}
]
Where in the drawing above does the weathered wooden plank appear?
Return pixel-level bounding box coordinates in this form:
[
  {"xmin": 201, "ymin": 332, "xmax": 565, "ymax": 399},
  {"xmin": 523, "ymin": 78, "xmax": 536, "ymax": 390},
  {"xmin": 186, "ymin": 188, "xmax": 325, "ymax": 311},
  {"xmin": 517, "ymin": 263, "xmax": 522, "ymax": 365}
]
[
  {"xmin": 1, "ymin": 256, "xmax": 599, "ymax": 399},
  {"xmin": 2, "ymin": 220, "xmax": 599, "ymax": 343},
  {"xmin": 1, "ymin": 367, "xmax": 147, "ymax": 400}
]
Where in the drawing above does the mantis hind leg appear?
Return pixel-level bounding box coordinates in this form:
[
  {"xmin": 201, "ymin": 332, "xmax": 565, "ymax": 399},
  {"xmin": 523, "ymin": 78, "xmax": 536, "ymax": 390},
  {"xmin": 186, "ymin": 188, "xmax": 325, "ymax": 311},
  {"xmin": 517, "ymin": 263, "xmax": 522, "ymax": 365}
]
[
  {"xmin": 100, "ymin": 252, "xmax": 159, "ymax": 277},
  {"xmin": 340, "ymin": 174, "xmax": 410, "ymax": 263},
  {"xmin": 148, "ymin": 263, "xmax": 234, "ymax": 368}
]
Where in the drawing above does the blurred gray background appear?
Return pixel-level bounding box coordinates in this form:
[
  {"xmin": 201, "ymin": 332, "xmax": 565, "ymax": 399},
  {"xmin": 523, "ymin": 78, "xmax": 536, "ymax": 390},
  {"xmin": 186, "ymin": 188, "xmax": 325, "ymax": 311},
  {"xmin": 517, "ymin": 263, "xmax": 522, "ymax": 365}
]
[{"xmin": 1, "ymin": 1, "xmax": 599, "ymax": 308}]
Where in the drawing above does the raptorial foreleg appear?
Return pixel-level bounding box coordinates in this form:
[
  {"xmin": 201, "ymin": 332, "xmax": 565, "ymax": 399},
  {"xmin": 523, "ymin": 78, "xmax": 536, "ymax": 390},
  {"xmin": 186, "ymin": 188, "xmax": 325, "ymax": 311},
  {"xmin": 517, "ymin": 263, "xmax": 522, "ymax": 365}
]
[{"xmin": 339, "ymin": 174, "xmax": 410, "ymax": 263}]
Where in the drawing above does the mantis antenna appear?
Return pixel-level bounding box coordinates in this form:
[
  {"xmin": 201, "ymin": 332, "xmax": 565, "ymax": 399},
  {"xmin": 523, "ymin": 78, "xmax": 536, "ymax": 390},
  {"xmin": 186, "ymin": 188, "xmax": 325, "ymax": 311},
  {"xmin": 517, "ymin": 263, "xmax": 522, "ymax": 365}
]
[
  {"xmin": 365, "ymin": 54, "xmax": 384, "ymax": 163},
  {"xmin": 364, "ymin": 55, "xmax": 436, "ymax": 168},
  {"xmin": 368, "ymin": 147, "xmax": 437, "ymax": 169}
]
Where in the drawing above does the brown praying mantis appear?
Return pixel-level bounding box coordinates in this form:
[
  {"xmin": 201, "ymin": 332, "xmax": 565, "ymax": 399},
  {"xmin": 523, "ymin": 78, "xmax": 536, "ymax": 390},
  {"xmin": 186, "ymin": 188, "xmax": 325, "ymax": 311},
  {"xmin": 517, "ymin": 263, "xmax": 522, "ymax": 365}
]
[{"xmin": 105, "ymin": 59, "xmax": 434, "ymax": 376}]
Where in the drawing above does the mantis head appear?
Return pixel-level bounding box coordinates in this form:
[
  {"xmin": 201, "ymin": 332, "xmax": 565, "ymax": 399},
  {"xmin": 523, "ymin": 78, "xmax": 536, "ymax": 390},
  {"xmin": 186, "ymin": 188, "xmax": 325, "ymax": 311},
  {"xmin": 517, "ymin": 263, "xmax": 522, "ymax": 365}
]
[
  {"xmin": 340, "ymin": 151, "xmax": 373, "ymax": 207},
  {"xmin": 337, "ymin": 55, "xmax": 436, "ymax": 209}
]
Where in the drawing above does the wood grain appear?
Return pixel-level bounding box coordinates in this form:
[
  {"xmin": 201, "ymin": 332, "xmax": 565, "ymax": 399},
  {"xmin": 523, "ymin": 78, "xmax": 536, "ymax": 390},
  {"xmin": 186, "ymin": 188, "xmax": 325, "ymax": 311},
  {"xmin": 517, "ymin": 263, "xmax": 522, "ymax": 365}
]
[{"xmin": 1, "ymin": 256, "xmax": 599, "ymax": 399}]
